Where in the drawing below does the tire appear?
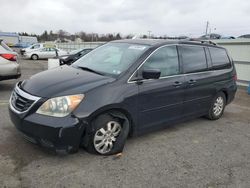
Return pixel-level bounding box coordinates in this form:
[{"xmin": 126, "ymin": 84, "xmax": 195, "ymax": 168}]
[
  {"xmin": 85, "ymin": 113, "xmax": 129, "ymax": 155},
  {"xmin": 31, "ymin": 54, "xmax": 38, "ymax": 60},
  {"xmin": 206, "ymin": 92, "xmax": 226, "ymax": 120}
]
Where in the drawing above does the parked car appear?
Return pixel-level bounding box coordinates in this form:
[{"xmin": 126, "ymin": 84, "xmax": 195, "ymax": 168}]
[
  {"xmin": 9, "ymin": 39, "xmax": 237, "ymax": 155},
  {"xmin": 20, "ymin": 43, "xmax": 57, "ymax": 55},
  {"xmin": 23, "ymin": 48, "xmax": 68, "ymax": 60},
  {"xmin": 199, "ymin": 33, "xmax": 235, "ymax": 39},
  {"xmin": 0, "ymin": 39, "xmax": 21, "ymax": 81},
  {"xmin": 59, "ymin": 48, "xmax": 93, "ymax": 65},
  {"xmin": 238, "ymin": 34, "xmax": 250, "ymax": 39}
]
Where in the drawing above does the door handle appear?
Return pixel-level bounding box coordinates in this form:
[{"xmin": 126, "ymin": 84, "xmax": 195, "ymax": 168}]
[
  {"xmin": 188, "ymin": 79, "xmax": 197, "ymax": 85},
  {"xmin": 173, "ymin": 81, "xmax": 182, "ymax": 87}
]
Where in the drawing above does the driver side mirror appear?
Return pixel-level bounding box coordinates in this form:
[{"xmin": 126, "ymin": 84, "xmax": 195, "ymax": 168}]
[{"xmin": 142, "ymin": 69, "xmax": 161, "ymax": 79}]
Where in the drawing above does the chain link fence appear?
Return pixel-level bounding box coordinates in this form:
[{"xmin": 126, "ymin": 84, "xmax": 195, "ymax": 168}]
[{"xmin": 56, "ymin": 42, "xmax": 106, "ymax": 52}]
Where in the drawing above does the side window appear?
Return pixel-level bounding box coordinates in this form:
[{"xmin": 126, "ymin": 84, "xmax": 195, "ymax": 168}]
[
  {"xmin": 209, "ymin": 47, "xmax": 231, "ymax": 69},
  {"xmin": 31, "ymin": 45, "xmax": 40, "ymax": 49},
  {"xmin": 142, "ymin": 46, "xmax": 179, "ymax": 77},
  {"xmin": 34, "ymin": 45, "xmax": 40, "ymax": 49},
  {"xmin": 179, "ymin": 46, "xmax": 207, "ymax": 73},
  {"xmin": 41, "ymin": 48, "xmax": 48, "ymax": 51}
]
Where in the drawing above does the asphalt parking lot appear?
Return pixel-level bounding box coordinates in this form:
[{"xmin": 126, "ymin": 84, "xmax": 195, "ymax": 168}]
[{"xmin": 0, "ymin": 59, "xmax": 250, "ymax": 188}]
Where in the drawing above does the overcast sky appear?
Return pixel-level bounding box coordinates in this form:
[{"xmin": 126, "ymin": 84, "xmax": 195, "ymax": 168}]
[{"xmin": 1, "ymin": 0, "xmax": 250, "ymax": 37}]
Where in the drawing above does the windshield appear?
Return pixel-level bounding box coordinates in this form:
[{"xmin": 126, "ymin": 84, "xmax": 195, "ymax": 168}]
[{"xmin": 72, "ymin": 42, "xmax": 149, "ymax": 77}]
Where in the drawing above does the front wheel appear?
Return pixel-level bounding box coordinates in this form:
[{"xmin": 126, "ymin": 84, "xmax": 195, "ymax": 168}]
[
  {"xmin": 85, "ymin": 113, "xmax": 129, "ymax": 155},
  {"xmin": 206, "ymin": 92, "xmax": 226, "ymax": 120}
]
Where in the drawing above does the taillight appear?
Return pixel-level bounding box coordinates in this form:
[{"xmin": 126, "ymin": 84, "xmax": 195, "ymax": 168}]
[
  {"xmin": 0, "ymin": 54, "xmax": 17, "ymax": 61},
  {"xmin": 233, "ymin": 74, "xmax": 237, "ymax": 81}
]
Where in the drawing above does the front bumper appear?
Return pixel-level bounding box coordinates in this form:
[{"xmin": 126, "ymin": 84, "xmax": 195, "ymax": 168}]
[
  {"xmin": 9, "ymin": 104, "xmax": 86, "ymax": 154},
  {"xmin": 0, "ymin": 73, "xmax": 21, "ymax": 81}
]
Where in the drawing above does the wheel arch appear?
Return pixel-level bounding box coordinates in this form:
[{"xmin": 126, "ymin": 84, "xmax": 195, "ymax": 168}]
[
  {"xmin": 87, "ymin": 106, "xmax": 136, "ymax": 137},
  {"xmin": 219, "ymin": 89, "xmax": 228, "ymax": 103},
  {"xmin": 84, "ymin": 104, "xmax": 136, "ymax": 136},
  {"xmin": 80, "ymin": 106, "xmax": 135, "ymax": 153},
  {"xmin": 31, "ymin": 54, "xmax": 39, "ymax": 60}
]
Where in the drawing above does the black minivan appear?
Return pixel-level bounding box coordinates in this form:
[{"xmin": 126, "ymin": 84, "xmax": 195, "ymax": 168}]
[{"xmin": 9, "ymin": 39, "xmax": 237, "ymax": 155}]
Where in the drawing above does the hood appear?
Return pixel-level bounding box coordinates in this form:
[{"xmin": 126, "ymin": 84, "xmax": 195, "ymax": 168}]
[
  {"xmin": 21, "ymin": 65, "xmax": 115, "ymax": 98},
  {"xmin": 59, "ymin": 55, "xmax": 69, "ymax": 59}
]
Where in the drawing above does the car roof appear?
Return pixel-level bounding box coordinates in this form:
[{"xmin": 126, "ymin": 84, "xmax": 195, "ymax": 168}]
[
  {"xmin": 111, "ymin": 39, "xmax": 224, "ymax": 49},
  {"xmin": 112, "ymin": 39, "xmax": 170, "ymax": 46}
]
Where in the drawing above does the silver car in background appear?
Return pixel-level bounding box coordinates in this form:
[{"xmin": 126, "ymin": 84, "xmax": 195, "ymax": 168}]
[
  {"xmin": 0, "ymin": 39, "xmax": 21, "ymax": 81},
  {"xmin": 23, "ymin": 47, "xmax": 68, "ymax": 60}
]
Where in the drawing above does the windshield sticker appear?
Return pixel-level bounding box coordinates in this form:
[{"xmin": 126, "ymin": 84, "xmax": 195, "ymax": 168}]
[
  {"xmin": 128, "ymin": 45, "xmax": 146, "ymax": 50},
  {"xmin": 112, "ymin": 70, "xmax": 121, "ymax": 74}
]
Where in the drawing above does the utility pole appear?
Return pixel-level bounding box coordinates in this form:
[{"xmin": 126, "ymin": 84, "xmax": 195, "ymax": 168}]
[
  {"xmin": 205, "ymin": 21, "xmax": 209, "ymax": 35},
  {"xmin": 148, "ymin": 30, "xmax": 151, "ymax": 38}
]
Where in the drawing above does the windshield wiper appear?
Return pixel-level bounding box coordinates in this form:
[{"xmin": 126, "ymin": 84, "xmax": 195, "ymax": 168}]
[{"xmin": 76, "ymin": 66, "xmax": 104, "ymax": 76}]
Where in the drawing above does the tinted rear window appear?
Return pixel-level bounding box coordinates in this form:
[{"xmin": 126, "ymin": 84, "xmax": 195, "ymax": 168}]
[
  {"xmin": 179, "ymin": 46, "xmax": 207, "ymax": 73},
  {"xmin": 209, "ymin": 47, "xmax": 231, "ymax": 69}
]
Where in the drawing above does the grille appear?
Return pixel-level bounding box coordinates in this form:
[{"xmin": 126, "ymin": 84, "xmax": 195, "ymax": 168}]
[
  {"xmin": 10, "ymin": 82, "xmax": 40, "ymax": 113},
  {"xmin": 11, "ymin": 90, "xmax": 35, "ymax": 112}
]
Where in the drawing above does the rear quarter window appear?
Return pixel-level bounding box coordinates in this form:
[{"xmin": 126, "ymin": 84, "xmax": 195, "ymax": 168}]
[
  {"xmin": 209, "ymin": 47, "xmax": 231, "ymax": 69},
  {"xmin": 179, "ymin": 45, "xmax": 207, "ymax": 73}
]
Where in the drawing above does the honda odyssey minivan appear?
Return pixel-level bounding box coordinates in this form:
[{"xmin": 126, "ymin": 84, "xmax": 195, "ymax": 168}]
[{"xmin": 9, "ymin": 39, "xmax": 237, "ymax": 155}]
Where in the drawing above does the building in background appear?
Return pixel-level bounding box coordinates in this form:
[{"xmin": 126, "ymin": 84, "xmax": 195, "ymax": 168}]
[
  {"xmin": 0, "ymin": 32, "xmax": 19, "ymax": 47},
  {"xmin": 0, "ymin": 32, "xmax": 38, "ymax": 48}
]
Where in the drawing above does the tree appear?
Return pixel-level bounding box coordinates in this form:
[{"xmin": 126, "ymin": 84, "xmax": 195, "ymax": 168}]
[
  {"xmin": 40, "ymin": 30, "xmax": 49, "ymax": 41},
  {"xmin": 115, "ymin": 33, "xmax": 121, "ymax": 40},
  {"xmin": 125, "ymin": 34, "xmax": 133, "ymax": 39},
  {"xmin": 108, "ymin": 34, "xmax": 114, "ymax": 40},
  {"xmin": 57, "ymin": 29, "xmax": 67, "ymax": 40},
  {"xmin": 77, "ymin": 31, "xmax": 87, "ymax": 41}
]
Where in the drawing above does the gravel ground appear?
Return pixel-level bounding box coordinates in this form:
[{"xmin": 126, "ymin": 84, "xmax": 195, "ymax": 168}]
[{"xmin": 0, "ymin": 59, "xmax": 250, "ymax": 188}]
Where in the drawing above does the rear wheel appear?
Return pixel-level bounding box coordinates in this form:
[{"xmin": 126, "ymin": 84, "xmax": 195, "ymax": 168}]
[
  {"xmin": 206, "ymin": 92, "xmax": 226, "ymax": 120},
  {"xmin": 85, "ymin": 113, "xmax": 129, "ymax": 155},
  {"xmin": 31, "ymin": 54, "xmax": 38, "ymax": 60}
]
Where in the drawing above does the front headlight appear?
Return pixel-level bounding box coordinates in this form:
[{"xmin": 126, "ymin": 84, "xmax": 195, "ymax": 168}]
[{"xmin": 36, "ymin": 94, "xmax": 84, "ymax": 117}]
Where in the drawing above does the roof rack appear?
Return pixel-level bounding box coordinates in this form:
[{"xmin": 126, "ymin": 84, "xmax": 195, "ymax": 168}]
[
  {"xmin": 200, "ymin": 40, "xmax": 217, "ymax": 46},
  {"xmin": 181, "ymin": 38, "xmax": 217, "ymax": 46}
]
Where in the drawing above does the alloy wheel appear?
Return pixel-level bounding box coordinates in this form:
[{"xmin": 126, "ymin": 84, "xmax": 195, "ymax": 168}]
[
  {"xmin": 213, "ymin": 96, "xmax": 224, "ymax": 116},
  {"xmin": 94, "ymin": 121, "xmax": 121, "ymax": 154}
]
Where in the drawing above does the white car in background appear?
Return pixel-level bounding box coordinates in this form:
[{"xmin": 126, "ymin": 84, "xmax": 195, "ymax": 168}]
[
  {"xmin": 0, "ymin": 39, "xmax": 21, "ymax": 81},
  {"xmin": 23, "ymin": 48, "xmax": 68, "ymax": 60},
  {"xmin": 20, "ymin": 43, "xmax": 57, "ymax": 55}
]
